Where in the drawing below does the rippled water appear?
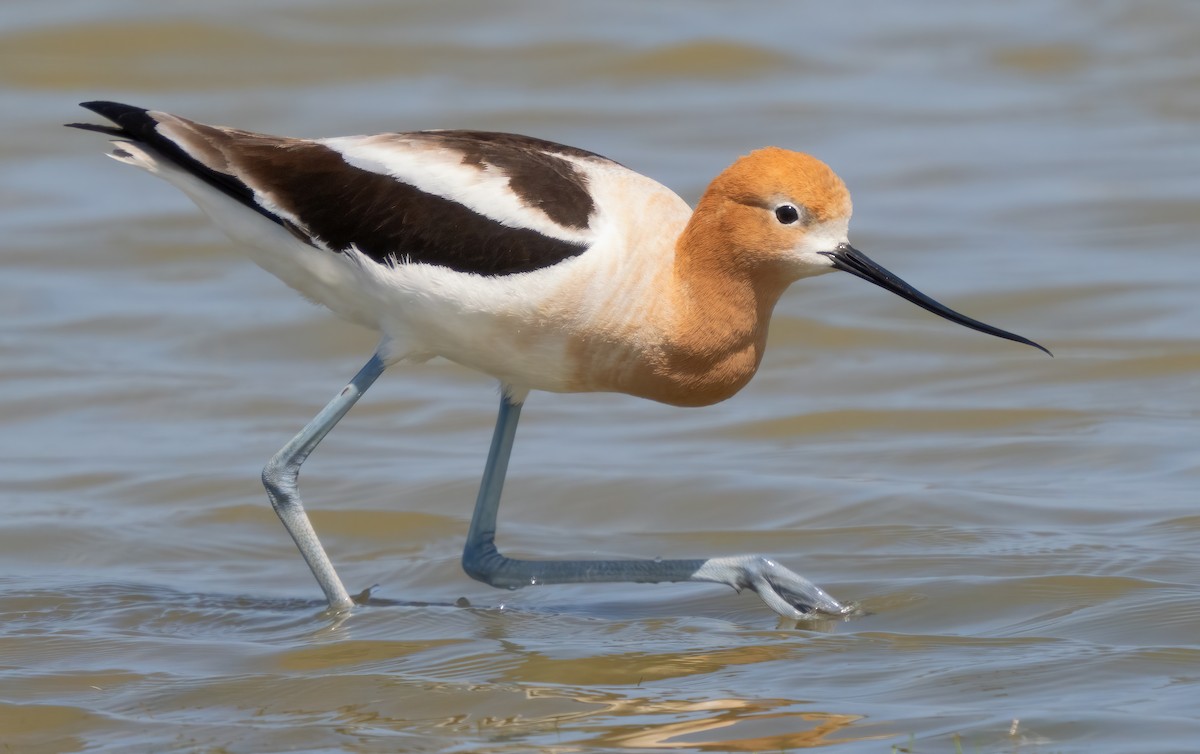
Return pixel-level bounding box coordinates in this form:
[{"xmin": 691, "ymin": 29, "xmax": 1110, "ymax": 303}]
[{"xmin": 3, "ymin": 1, "xmax": 1199, "ymax": 752}]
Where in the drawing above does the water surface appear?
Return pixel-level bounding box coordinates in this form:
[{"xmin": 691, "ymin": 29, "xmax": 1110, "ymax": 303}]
[{"xmin": 3, "ymin": 2, "xmax": 1199, "ymax": 752}]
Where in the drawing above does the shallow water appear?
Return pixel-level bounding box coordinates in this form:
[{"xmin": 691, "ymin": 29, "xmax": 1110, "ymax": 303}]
[{"xmin": 3, "ymin": 1, "xmax": 1200, "ymax": 752}]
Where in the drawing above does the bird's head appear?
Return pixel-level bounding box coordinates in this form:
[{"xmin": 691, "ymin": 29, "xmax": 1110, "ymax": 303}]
[{"xmin": 689, "ymin": 147, "xmax": 1049, "ymax": 355}]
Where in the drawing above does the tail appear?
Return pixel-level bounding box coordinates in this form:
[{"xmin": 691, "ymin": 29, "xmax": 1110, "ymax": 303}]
[
  {"xmin": 66, "ymin": 101, "xmax": 158, "ymax": 140},
  {"xmin": 66, "ymin": 101, "xmax": 281, "ymax": 229}
]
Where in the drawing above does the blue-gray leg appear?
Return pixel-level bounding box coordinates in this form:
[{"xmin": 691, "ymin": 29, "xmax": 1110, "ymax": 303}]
[
  {"xmin": 262, "ymin": 354, "xmax": 386, "ymax": 611},
  {"xmin": 462, "ymin": 393, "xmax": 851, "ymax": 619}
]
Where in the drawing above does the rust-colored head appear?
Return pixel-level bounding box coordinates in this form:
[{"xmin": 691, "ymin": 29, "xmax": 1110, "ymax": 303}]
[
  {"xmin": 680, "ymin": 147, "xmax": 853, "ymax": 281},
  {"xmin": 676, "ymin": 146, "xmax": 1050, "ymax": 357}
]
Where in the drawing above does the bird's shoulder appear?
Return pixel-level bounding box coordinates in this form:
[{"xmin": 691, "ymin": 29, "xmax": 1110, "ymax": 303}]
[{"xmin": 227, "ymin": 125, "xmax": 647, "ymax": 275}]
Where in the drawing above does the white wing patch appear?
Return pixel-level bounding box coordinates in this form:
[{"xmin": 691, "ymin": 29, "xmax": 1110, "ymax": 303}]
[{"xmin": 321, "ymin": 135, "xmax": 596, "ymax": 246}]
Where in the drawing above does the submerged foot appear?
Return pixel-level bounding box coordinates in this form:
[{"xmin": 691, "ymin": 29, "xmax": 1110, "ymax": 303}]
[
  {"xmin": 694, "ymin": 555, "xmax": 853, "ymax": 620},
  {"xmin": 350, "ymin": 584, "xmax": 378, "ymax": 605}
]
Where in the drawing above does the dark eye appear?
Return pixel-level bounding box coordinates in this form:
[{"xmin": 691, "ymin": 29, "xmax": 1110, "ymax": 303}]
[{"xmin": 774, "ymin": 204, "xmax": 800, "ymax": 224}]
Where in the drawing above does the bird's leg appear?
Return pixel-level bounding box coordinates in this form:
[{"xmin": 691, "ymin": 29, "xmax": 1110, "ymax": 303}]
[
  {"xmin": 461, "ymin": 393, "xmax": 851, "ymax": 619},
  {"xmin": 261, "ymin": 353, "xmax": 386, "ymax": 611}
]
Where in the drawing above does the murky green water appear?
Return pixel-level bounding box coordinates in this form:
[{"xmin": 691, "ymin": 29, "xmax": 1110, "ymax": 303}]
[{"xmin": 3, "ymin": 2, "xmax": 1199, "ymax": 752}]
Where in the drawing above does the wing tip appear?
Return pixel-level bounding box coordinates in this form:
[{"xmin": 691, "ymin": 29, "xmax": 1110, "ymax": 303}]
[
  {"xmin": 78, "ymin": 100, "xmax": 149, "ymax": 120},
  {"xmin": 66, "ymin": 101, "xmax": 155, "ymax": 138},
  {"xmin": 64, "ymin": 121, "xmax": 123, "ymax": 137}
]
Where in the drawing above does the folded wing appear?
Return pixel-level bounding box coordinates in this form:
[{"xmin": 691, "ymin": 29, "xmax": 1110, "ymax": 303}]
[{"xmin": 69, "ymin": 101, "xmax": 609, "ymax": 276}]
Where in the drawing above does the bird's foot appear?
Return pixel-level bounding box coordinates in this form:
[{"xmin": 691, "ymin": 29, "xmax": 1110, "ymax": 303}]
[
  {"xmin": 694, "ymin": 555, "xmax": 853, "ymax": 620},
  {"xmin": 350, "ymin": 584, "xmax": 379, "ymax": 605}
]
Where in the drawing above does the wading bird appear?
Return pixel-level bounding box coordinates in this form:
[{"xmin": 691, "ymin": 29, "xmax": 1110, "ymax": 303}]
[{"xmin": 69, "ymin": 102, "xmax": 1047, "ymax": 619}]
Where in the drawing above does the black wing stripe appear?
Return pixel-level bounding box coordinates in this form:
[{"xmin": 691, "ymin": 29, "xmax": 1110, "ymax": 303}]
[
  {"xmin": 69, "ymin": 101, "xmax": 286, "ymax": 230},
  {"xmin": 69, "ymin": 101, "xmax": 591, "ymax": 276},
  {"xmin": 415, "ymin": 130, "xmax": 599, "ymax": 230},
  {"xmin": 236, "ymin": 140, "xmax": 589, "ymax": 275}
]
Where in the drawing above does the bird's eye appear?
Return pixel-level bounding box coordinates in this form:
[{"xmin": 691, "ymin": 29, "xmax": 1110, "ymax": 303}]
[{"xmin": 774, "ymin": 204, "xmax": 800, "ymax": 225}]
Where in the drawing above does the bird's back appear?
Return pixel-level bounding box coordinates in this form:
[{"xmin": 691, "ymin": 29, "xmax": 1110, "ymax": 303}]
[{"xmin": 69, "ymin": 102, "xmax": 696, "ymax": 395}]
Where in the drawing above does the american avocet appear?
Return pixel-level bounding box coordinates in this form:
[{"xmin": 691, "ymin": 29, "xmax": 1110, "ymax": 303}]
[{"xmin": 69, "ymin": 101, "xmax": 1048, "ymax": 619}]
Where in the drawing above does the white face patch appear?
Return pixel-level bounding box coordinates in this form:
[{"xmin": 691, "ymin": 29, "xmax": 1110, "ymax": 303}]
[{"xmin": 789, "ymin": 218, "xmax": 849, "ymax": 276}]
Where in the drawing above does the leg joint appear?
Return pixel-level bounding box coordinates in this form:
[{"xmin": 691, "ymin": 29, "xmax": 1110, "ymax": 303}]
[
  {"xmin": 461, "ymin": 537, "xmax": 512, "ymax": 587},
  {"xmin": 261, "ymin": 459, "xmax": 298, "ymax": 506}
]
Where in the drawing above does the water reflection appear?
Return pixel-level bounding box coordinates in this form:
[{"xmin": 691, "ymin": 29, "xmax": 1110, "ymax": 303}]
[
  {"xmin": 525, "ymin": 689, "xmax": 886, "ymax": 751},
  {"xmin": 5, "ymin": 0, "xmax": 1200, "ymax": 751}
]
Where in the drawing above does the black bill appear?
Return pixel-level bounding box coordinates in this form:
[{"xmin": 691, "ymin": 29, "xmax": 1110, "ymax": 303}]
[{"xmin": 821, "ymin": 244, "xmax": 1051, "ymax": 356}]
